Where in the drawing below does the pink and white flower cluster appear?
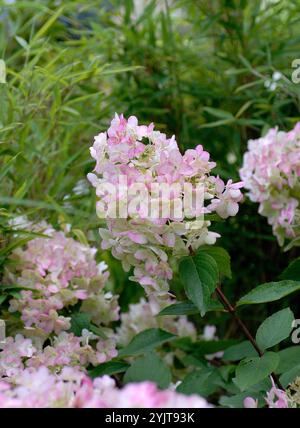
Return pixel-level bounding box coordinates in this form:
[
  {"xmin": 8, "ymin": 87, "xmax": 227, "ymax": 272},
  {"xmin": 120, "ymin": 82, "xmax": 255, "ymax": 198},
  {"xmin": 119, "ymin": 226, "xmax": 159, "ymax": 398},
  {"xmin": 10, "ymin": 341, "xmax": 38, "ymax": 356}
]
[
  {"xmin": 4, "ymin": 223, "xmax": 119, "ymax": 334},
  {"xmin": 0, "ymin": 332, "xmax": 117, "ymax": 379},
  {"xmin": 240, "ymin": 123, "xmax": 300, "ymax": 248},
  {"xmin": 0, "ymin": 366, "xmax": 211, "ymax": 408},
  {"xmin": 88, "ymin": 114, "xmax": 243, "ymax": 294},
  {"xmin": 244, "ymin": 379, "xmax": 290, "ymax": 408},
  {"xmin": 1, "ymin": 223, "xmax": 120, "ymax": 375}
]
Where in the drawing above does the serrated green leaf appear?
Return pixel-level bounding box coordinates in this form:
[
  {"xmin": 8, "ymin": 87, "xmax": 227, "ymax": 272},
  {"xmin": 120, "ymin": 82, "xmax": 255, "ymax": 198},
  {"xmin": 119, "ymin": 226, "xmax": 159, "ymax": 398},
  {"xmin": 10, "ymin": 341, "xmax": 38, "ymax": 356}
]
[
  {"xmin": 198, "ymin": 246, "xmax": 232, "ymax": 278},
  {"xmin": 179, "ymin": 252, "xmax": 218, "ymax": 316}
]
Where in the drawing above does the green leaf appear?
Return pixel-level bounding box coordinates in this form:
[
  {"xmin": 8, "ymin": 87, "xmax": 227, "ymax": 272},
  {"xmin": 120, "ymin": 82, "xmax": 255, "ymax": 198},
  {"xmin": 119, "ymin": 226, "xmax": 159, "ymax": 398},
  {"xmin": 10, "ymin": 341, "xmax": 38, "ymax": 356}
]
[
  {"xmin": 157, "ymin": 299, "xmax": 223, "ymax": 316},
  {"xmin": 69, "ymin": 312, "xmax": 107, "ymax": 339},
  {"xmin": 256, "ymin": 308, "xmax": 294, "ymax": 351},
  {"xmin": 190, "ymin": 340, "xmax": 239, "ymax": 358},
  {"xmin": 88, "ymin": 324, "xmax": 108, "ymax": 340},
  {"xmin": 177, "ymin": 368, "xmax": 221, "ymax": 397},
  {"xmin": 0, "ymin": 295, "xmax": 7, "ymax": 305},
  {"xmin": 88, "ymin": 361, "xmax": 130, "ymax": 379},
  {"xmin": 281, "ymin": 258, "xmax": 300, "ymax": 281},
  {"xmin": 198, "ymin": 246, "xmax": 232, "ymax": 279},
  {"xmin": 32, "ymin": 7, "xmax": 64, "ymax": 42},
  {"xmin": 276, "ymin": 347, "xmax": 300, "ymax": 374},
  {"xmin": 157, "ymin": 301, "xmax": 199, "ymax": 316},
  {"xmin": 237, "ymin": 281, "xmax": 300, "ymax": 306},
  {"xmin": 179, "ymin": 252, "xmax": 218, "ymax": 316},
  {"xmin": 234, "ymin": 352, "xmax": 279, "ymax": 391},
  {"xmin": 223, "ymin": 341, "xmax": 258, "ymax": 361},
  {"xmin": 220, "ymin": 392, "xmax": 260, "ymax": 408},
  {"xmin": 69, "ymin": 312, "xmax": 91, "ymax": 336},
  {"xmin": 118, "ymin": 328, "xmax": 176, "ymax": 358},
  {"xmin": 123, "ymin": 353, "xmax": 171, "ymax": 389},
  {"xmin": 72, "ymin": 229, "xmax": 89, "ymax": 247},
  {"xmin": 280, "ymin": 365, "xmax": 300, "ymax": 388},
  {"xmin": 203, "ymin": 107, "xmax": 234, "ymax": 119}
]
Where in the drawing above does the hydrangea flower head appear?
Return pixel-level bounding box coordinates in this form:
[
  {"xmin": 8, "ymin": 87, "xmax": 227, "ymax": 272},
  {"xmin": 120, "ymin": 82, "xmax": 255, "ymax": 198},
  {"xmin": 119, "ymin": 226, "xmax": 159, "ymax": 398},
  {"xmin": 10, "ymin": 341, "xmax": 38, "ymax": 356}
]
[
  {"xmin": 240, "ymin": 123, "xmax": 300, "ymax": 249},
  {"xmin": 3, "ymin": 222, "xmax": 119, "ymax": 337},
  {"xmin": 88, "ymin": 114, "xmax": 243, "ymax": 295},
  {"xmin": 0, "ymin": 367, "xmax": 211, "ymax": 408}
]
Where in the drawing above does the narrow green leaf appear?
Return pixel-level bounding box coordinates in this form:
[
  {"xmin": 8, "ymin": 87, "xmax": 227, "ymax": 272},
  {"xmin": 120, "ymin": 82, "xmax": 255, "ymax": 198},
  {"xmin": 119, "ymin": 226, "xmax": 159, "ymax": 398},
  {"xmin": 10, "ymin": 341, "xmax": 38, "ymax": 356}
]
[
  {"xmin": 203, "ymin": 107, "xmax": 234, "ymax": 119},
  {"xmin": 72, "ymin": 229, "xmax": 89, "ymax": 247},
  {"xmin": 32, "ymin": 7, "xmax": 64, "ymax": 42}
]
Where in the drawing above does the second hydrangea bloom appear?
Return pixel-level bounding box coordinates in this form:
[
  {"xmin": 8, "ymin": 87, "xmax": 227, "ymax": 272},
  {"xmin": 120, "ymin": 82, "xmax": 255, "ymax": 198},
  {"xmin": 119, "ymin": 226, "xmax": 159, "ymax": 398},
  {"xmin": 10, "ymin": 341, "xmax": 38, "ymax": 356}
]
[{"xmin": 240, "ymin": 123, "xmax": 300, "ymax": 249}]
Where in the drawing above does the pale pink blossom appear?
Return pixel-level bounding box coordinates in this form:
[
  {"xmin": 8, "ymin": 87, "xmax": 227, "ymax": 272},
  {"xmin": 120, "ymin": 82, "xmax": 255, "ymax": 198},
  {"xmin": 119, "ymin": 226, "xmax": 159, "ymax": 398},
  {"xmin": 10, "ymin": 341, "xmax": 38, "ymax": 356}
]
[
  {"xmin": 0, "ymin": 367, "xmax": 212, "ymax": 408},
  {"xmin": 89, "ymin": 114, "xmax": 243, "ymax": 295},
  {"xmin": 4, "ymin": 223, "xmax": 119, "ymax": 335},
  {"xmin": 240, "ymin": 123, "xmax": 300, "ymax": 248}
]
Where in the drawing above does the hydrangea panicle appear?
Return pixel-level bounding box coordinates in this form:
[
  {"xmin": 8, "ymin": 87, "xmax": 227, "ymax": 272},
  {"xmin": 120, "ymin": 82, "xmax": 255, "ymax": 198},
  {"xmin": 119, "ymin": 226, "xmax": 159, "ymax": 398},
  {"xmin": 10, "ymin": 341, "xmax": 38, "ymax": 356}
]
[
  {"xmin": 88, "ymin": 114, "xmax": 243, "ymax": 295},
  {"xmin": 240, "ymin": 123, "xmax": 300, "ymax": 248},
  {"xmin": 4, "ymin": 223, "xmax": 119, "ymax": 335},
  {"xmin": 0, "ymin": 367, "xmax": 211, "ymax": 408}
]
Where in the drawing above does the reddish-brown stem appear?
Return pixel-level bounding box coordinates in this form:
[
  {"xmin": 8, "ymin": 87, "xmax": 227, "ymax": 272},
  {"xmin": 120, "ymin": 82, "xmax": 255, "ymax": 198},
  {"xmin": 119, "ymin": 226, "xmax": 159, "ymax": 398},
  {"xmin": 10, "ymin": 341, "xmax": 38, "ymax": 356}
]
[
  {"xmin": 215, "ymin": 287, "xmax": 263, "ymax": 357},
  {"xmin": 188, "ymin": 246, "xmax": 283, "ymax": 388},
  {"xmin": 215, "ymin": 285, "xmax": 283, "ymax": 390}
]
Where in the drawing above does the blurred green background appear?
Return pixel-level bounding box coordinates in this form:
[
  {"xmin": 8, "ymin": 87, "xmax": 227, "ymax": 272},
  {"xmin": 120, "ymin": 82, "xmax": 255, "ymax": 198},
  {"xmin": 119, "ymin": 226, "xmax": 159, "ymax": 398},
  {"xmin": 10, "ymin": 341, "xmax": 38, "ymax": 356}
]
[{"xmin": 1, "ymin": 0, "xmax": 300, "ymax": 335}]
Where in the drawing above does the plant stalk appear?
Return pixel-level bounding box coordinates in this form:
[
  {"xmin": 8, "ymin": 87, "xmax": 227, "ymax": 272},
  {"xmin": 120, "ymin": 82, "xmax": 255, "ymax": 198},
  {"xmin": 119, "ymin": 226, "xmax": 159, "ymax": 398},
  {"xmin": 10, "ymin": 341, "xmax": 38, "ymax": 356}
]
[{"xmin": 215, "ymin": 285, "xmax": 284, "ymax": 390}]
